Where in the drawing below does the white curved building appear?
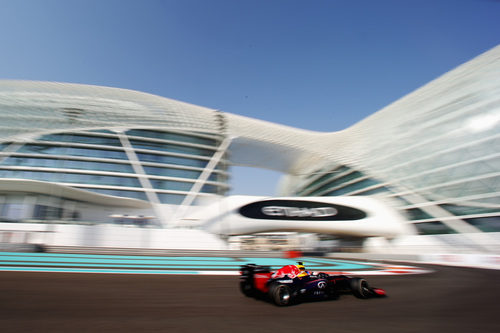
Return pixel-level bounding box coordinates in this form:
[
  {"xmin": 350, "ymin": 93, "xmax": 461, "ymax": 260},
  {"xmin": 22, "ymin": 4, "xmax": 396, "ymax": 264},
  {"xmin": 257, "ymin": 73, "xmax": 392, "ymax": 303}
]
[
  {"xmin": 281, "ymin": 45, "xmax": 500, "ymax": 239},
  {"xmin": 0, "ymin": 45, "xmax": 499, "ymax": 251}
]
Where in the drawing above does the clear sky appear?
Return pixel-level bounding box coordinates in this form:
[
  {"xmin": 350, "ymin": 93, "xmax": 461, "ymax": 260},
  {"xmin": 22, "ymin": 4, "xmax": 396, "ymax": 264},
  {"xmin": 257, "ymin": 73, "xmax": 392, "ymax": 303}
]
[{"xmin": 1, "ymin": 0, "xmax": 499, "ymax": 195}]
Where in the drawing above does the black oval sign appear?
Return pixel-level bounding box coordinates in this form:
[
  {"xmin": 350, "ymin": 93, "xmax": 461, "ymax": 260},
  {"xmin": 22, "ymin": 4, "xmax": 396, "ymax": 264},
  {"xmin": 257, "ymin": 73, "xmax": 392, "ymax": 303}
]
[{"xmin": 238, "ymin": 200, "xmax": 367, "ymax": 221}]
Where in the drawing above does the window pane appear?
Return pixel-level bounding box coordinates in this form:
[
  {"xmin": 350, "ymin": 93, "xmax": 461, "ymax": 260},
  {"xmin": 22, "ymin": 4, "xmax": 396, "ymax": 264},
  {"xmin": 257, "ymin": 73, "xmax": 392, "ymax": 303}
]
[
  {"xmin": 143, "ymin": 166, "xmax": 201, "ymax": 179},
  {"xmin": 1, "ymin": 156, "xmax": 134, "ymax": 173},
  {"xmin": 126, "ymin": 129, "xmax": 217, "ymax": 146},
  {"xmin": 413, "ymin": 222, "xmax": 457, "ymax": 235},
  {"xmin": 157, "ymin": 193, "xmax": 185, "ymax": 204},
  {"xmin": 404, "ymin": 208, "xmax": 434, "ymax": 221},
  {"xmin": 137, "ymin": 153, "xmax": 208, "ymax": 168},
  {"xmin": 80, "ymin": 188, "xmax": 148, "ymax": 201},
  {"xmin": 465, "ymin": 217, "xmax": 500, "ymax": 232},
  {"xmin": 440, "ymin": 204, "xmax": 500, "ymax": 216},
  {"xmin": 130, "ymin": 139, "xmax": 214, "ymax": 156},
  {"xmin": 39, "ymin": 133, "xmax": 122, "ymax": 147},
  {"xmin": 150, "ymin": 179, "xmax": 193, "ymax": 191},
  {"xmin": 17, "ymin": 144, "xmax": 127, "ymax": 160}
]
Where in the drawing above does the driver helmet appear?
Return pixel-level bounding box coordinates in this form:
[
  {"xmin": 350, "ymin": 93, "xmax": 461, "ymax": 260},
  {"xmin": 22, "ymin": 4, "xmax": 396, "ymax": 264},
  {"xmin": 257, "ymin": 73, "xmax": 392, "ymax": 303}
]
[{"xmin": 296, "ymin": 262, "xmax": 309, "ymax": 277}]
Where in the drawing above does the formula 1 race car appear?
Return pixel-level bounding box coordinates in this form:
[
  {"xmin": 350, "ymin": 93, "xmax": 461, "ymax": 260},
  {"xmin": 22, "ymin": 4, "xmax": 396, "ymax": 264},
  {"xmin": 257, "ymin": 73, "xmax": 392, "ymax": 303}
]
[{"xmin": 240, "ymin": 262, "xmax": 386, "ymax": 306}]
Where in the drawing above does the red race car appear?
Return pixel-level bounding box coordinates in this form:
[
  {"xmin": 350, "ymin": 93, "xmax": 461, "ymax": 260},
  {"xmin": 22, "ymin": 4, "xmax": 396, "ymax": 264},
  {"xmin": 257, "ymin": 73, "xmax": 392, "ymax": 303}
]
[{"xmin": 240, "ymin": 262, "xmax": 386, "ymax": 306}]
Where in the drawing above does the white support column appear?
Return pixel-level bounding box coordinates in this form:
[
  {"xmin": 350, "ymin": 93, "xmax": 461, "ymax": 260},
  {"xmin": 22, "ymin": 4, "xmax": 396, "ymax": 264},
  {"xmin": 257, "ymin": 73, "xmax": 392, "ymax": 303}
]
[
  {"xmin": 169, "ymin": 136, "xmax": 232, "ymax": 227},
  {"xmin": 116, "ymin": 131, "xmax": 170, "ymax": 227}
]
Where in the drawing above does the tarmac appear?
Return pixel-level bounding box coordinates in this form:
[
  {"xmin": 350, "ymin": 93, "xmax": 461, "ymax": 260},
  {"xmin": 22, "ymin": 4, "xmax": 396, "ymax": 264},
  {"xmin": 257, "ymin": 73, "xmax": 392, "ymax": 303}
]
[{"xmin": 0, "ymin": 263, "xmax": 499, "ymax": 332}]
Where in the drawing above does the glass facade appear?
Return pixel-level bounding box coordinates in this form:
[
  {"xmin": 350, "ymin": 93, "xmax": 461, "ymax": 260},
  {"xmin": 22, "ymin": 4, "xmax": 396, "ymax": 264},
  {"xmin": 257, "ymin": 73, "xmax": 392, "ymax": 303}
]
[
  {"xmin": 285, "ymin": 47, "xmax": 500, "ymax": 235},
  {"xmin": 0, "ymin": 193, "xmax": 81, "ymax": 222},
  {"xmin": 290, "ymin": 144, "xmax": 499, "ymax": 235},
  {"xmin": 0, "ymin": 127, "xmax": 229, "ymax": 208}
]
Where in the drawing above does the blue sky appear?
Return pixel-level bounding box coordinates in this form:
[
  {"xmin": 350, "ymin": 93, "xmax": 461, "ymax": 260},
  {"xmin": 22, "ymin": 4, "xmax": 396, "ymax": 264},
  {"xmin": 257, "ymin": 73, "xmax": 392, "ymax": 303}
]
[{"xmin": 1, "ymin": 0, "xmax": 499, "ymax": 195}]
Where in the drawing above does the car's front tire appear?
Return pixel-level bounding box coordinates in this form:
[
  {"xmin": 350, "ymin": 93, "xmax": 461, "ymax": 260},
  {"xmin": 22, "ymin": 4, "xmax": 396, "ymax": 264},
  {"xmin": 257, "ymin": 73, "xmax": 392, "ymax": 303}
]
[{"xmin": 349, "ymin": 278, "xmax": 371, "ymax": 299}]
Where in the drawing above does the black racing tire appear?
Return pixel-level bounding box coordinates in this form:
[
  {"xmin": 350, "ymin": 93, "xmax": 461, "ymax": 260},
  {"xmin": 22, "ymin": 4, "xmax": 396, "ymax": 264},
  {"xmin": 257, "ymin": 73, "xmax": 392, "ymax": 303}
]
[
  {"xmin": 269, "ymin": 283, "xmax": 293, "ymax": 306},
  {"xmin": 326, "ymin": 284, "xmax": 338, "ymax": 300},
  {"xmin": 240, "ymin": 280, "xmax": 254, "ymax": 297},
  {"xmin": 349, "ymin": 277, "xmax": 371, "ymax": 299}
]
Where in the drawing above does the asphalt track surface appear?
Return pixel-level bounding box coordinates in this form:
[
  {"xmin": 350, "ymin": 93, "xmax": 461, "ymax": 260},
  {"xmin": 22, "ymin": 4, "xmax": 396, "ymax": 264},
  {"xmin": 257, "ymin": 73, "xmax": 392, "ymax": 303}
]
[{"xmin": 0, "ymin": 264, "xmax": 499, "ymax": 333}]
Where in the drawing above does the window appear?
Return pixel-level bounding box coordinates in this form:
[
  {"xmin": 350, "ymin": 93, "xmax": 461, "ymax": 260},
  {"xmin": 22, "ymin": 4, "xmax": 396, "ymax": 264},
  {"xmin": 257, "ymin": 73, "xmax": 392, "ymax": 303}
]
[
  {"xmin": 33, "ymin": 205, "xmax": 63, "ymax": 220},
  {"xmin": 137, "ymin": 153, "xmax": 208, "ymax": 168},
  {"xmin": 309, "ymin": 171, "xmax": 364, "ymax": 196},
  {"xmin": 357, "ymin": 186, "xmax": 391, "ymax": 196},
  {"xmin": 126, "ymin": 129, "xmax": 217, "ymax": 146},
  {"xmin": 1, "ymin": 156, "xmax": 134, "ymax": 173},
  {"xmin": 201, "ymin": 184, "xmax": 220, "ymax": 193},
  {"xmin": 157, "ymin": 193, "xmax": 185, "ymax": 204},
  {"xmin": 18, "ymin": 144, "xmax": 127, "ymax": 160},
  {"xmin": 39, "ymin": 133, "xmax": 122, "ymax": 147},
  {"xmin": 413, "ymin": 222, "xmax": 457, "ymax": 235},
  {"xmin": 80, "ymin": 188, "xmax": 148, "ymax": 201},
  {"xmin": 150, "ymin": 179, "xmax": 193, "ymax": 191},
  {"xmin": 404, "ymin": 208, "xmax": 434, "ymax": 221},
  {"xmin": 326, "ymin": 178, "xmax": 380, "ymax": 196},
  {"xmin": 465, "ymin": 217, "xmax": 500, "ymax": 232},
  {"xmin": 440, "ymin": 204, "xmax": 500, "ymax": 216},
  {"xmin": 130, "ymin": 140, "xmax": 214, "ymax": 156},
  {"xmin": 143, "ymin": 166, "xmax": 201, "ymax": 179}
]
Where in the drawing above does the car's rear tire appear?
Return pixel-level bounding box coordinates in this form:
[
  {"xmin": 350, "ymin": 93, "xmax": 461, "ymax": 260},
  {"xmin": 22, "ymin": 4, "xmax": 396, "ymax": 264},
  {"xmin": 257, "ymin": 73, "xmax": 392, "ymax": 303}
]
[
  {"xmin": 269, "ymin": 283, "xmax": 293, "ymax": 306},
  {"xmin": 240, "ymin": 280, "xmax": 254, "ymax": 297},
  {"xmin": 240, "ymin": 264, "xmax": 256, "ymax": 297},
  {"xmin": 349, "ymin": 278, "xmax": 371, "ymax": 299}
]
